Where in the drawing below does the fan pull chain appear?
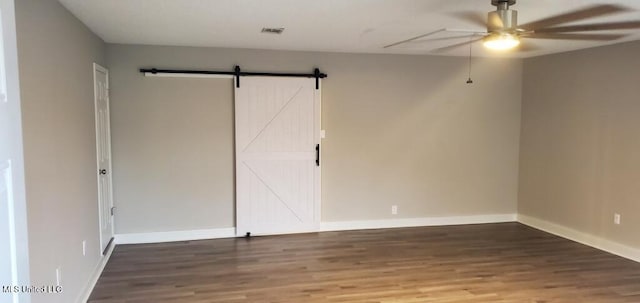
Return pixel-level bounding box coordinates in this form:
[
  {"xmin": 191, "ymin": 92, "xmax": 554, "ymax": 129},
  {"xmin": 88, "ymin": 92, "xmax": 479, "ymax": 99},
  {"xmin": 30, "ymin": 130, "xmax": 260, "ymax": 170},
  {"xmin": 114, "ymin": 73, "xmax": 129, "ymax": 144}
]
[{"xmin": 466, "ymin": 35, "xmax": 474, "ymax": 84}]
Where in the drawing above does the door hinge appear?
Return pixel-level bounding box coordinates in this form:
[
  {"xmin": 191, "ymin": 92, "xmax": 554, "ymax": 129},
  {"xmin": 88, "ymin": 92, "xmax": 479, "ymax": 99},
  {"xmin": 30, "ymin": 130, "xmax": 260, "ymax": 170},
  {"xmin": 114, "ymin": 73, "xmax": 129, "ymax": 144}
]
[{"xmin": 110, "ymin": 207, "xmax": 115, "ymax": 216}]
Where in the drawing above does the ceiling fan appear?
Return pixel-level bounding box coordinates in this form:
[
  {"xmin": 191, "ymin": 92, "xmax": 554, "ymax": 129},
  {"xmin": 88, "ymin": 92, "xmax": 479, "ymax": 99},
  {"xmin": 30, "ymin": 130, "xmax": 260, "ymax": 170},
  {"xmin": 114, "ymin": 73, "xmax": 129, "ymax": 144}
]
[{"xmin": 384, "ymin": 0, "xmax": 640, "ymax": 52}]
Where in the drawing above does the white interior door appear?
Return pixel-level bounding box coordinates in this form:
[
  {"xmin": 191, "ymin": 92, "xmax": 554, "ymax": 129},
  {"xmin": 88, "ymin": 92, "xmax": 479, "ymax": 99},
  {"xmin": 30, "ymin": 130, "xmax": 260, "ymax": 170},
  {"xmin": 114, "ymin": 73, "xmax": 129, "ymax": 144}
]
[
  {"xmin": 1, "ymin": 2, "xmax": 30, "ymax": 301},
  {"xmin": 0, "ymin": 98, "xmax": 18, "ymax": 303},
  {"xmin": 0, "ymin": 8, "xmax": 18, "ymax": 301},
  {"xmin": 235, "ymin": 77, "xmax": 321, "ymax": 236},
  {"xmin": 93, "ymin": 63, "xmax": 114, "ymax": 253}
]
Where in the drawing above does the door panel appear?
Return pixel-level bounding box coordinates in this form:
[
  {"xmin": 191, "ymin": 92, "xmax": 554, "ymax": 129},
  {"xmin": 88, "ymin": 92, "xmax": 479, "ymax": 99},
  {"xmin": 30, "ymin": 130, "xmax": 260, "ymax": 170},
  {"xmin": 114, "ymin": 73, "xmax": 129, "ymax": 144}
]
[
  {"xmin": 235, "ymin": 77, "xmax": 320, "ymax": 236},
  {"xmin": 94, "ymin": 63, "xmax": 114, "ymax": 253}
]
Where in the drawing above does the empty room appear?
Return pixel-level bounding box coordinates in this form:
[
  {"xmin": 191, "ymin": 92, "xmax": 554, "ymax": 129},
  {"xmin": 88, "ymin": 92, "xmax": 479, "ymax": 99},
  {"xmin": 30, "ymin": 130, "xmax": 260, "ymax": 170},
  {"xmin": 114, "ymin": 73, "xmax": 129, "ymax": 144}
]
[{"xmin": 2, "ymin": 0, "xmax": 640, "ymax": 302}]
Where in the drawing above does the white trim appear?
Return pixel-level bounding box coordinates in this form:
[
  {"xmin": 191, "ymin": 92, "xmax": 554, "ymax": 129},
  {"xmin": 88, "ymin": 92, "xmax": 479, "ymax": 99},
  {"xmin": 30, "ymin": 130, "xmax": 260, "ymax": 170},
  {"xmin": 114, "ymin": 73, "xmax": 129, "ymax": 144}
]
[
  {"xmin": 517, "ymin": 214, "xmax": 640, "ymax": 263},
  {"xmin": 111, "ymin": 215, "xmax": 516, "ymax": 244},
  {"xmin": 75, "ymin": 243, "xmax": 114, "ymax": 303},
  {"xmin": 93, "ymin": 62, "xmax": 108, "ymax": 74},
  {"xmin": 320, "ymin": 214, "xmax": 517, "ymax": 232},
  {"xmin": 143, "ymin": 72, "xmax": 233, "ymax": 79},
  {"xmin": 114, "ymin": 228, "xmax": 236, "ymax": 245}
]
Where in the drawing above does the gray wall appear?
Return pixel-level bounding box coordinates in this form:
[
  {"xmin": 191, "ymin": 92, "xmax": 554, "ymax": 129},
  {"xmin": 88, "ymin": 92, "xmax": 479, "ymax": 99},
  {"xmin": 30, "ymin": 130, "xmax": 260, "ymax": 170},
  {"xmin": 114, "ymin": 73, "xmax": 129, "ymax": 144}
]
[
  {"xmin": 107, "ymin": 44, "xmax": 523, "ymax": 234},
  {"xmin": 16, "ymin": 0, "xmax": 105, "ymax": 302},
  {"xmin": 519, "ymin": 40, "xmax": 640, "ymax": 248}
]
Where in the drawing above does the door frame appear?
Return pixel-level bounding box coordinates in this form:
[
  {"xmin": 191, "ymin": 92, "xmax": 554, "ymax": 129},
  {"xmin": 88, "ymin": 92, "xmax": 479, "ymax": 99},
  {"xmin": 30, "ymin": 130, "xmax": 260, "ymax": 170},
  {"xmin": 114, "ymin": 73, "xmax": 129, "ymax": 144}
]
[
  {"xmin": 234, "ymin": 76, "xmax": 322, "ymax": 236},
  {"xmin": 93, "ymin": 63, "xmax": 114, "ymax": 254}
]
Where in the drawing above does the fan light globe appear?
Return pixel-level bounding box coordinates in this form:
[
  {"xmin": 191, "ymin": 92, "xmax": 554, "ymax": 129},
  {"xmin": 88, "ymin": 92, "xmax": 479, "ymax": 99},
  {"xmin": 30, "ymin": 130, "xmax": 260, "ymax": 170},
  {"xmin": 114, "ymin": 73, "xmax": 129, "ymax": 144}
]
[{"xmin": 483, "ymin": 33, "xmax": 520, "ymax": 51}]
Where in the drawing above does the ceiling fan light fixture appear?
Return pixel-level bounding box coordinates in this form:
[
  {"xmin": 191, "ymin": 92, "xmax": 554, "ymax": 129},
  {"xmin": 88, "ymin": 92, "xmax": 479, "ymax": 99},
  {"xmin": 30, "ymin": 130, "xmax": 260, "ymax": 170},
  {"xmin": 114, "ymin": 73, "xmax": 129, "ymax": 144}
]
[{"xmin": 483, "ymin": 33, "xmax": 520, "ymax": 51}]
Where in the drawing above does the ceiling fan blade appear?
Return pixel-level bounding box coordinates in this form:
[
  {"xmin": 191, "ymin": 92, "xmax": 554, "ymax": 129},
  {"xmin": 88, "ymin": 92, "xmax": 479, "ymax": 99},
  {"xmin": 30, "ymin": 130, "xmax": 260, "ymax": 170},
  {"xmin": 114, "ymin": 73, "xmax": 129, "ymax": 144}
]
[
  {"xmin": 384, "ymin": 28, "xmax": 447, "ymax": 48},
  {"xmin": 451, "ymin": 11, "xmax": 487, "ymax": 28},
  {"xmin": 445, "ymin": 28, "xmax": 487, "ymax": 34},
  {"xmin": 526, "ymin": 33, "xmax": 626, "ymax": 41},
  {"xmin": 430, "ymin": 36, "xmax": 484, "ymax": 53},
  {"xmin": 410, "ymin": 34, "xmax": 476, "ymax": 43},
  {"xmin": 534, "ymin": 21, "xmax": 640, "ymax": 33},
  {"xmin": 519, "ymin": 4, "xmax": 629, "ymax": 31},
  {"xmin": 516, "ymin": 41, "xmax": 539, "ymax": 52}
]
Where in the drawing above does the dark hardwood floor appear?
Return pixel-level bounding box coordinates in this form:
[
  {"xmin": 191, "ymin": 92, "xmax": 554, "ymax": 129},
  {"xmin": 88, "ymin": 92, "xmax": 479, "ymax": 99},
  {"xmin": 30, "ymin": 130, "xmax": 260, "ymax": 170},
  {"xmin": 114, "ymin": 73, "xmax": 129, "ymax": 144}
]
[{"xmin": 89, "ymin": 223, "xmax": 640, "ymax": 303}]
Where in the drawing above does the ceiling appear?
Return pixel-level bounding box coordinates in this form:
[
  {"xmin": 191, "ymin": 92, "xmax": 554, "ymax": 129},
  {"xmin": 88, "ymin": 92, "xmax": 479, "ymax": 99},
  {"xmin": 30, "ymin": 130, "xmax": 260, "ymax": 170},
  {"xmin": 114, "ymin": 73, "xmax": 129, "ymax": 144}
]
[{"xmin": 58, "ymin": 0, "xmax": 640, "ymax": 58}]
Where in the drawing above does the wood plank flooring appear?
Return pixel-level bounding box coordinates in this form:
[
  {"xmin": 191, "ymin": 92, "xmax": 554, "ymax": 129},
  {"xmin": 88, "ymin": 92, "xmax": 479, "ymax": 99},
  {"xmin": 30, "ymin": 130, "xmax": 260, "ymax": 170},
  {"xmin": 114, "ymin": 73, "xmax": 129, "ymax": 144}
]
[{"xmin": 89, "ymin": 223, "xmax": 640, "ymax": 303}]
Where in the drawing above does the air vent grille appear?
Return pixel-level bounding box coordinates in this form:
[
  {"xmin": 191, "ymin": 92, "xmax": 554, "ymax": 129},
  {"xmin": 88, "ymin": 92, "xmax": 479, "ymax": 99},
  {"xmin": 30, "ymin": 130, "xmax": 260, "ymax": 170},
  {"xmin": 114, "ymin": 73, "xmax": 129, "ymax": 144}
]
[{"xmin": 261, "ymin": 27, "xmax": 285, "ymax": 34}]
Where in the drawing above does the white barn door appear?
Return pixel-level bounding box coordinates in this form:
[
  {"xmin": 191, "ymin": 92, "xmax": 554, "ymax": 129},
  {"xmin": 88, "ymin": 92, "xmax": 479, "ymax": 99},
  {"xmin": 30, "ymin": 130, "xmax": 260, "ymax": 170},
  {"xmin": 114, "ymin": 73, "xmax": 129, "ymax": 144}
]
[{"xmin": 235, "ymin": 77, "xmax": 321, "ymax": 236}]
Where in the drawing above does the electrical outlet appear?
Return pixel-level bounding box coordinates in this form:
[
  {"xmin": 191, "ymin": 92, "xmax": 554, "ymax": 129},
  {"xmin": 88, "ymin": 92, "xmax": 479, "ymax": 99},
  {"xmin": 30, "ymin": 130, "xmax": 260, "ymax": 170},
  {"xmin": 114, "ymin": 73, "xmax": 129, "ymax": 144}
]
[
  {"xmin": 55, "ymin": 267, "xmax": 62, "ymax": 286},
  {"xmin": 82, "ymin": 240, "xmax": 86, "ymax": 256},
  {"xmin": 391, "ymin": 205, "xmax": 398, "ymax": 215},
  {"xmin": 614, "ymin": 213, "xmax": 621, "ymax": 225}
]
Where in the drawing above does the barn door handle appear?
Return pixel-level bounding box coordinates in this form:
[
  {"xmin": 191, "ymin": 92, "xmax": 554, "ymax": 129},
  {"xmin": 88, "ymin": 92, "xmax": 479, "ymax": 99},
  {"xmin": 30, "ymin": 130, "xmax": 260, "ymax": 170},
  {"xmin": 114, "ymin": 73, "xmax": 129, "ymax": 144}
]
[
  {"xmin": 99, "ymin": 169, "xmax": 107, "ymax": 175},
  {"xmin": 315, "ymin": 144, "xmax": 320, "ymax": 166}
]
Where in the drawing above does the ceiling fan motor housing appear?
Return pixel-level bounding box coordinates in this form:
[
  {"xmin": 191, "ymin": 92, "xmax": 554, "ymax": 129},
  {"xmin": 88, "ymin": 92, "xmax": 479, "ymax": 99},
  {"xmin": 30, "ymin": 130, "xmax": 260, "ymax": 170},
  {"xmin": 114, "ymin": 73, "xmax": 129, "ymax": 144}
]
[
  {"xmin": 488, "ymin": 9, "xmax": 518, "ymax": 32},
  {"xmin": 491, "ymin": 0, "xmax": 516, "ymax": 6}
]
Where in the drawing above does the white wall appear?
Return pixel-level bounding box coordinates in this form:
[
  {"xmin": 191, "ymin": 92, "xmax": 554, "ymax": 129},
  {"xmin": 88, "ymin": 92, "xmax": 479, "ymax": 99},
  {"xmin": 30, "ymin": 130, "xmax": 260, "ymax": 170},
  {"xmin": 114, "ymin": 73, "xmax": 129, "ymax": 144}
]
[{"xmin": 107, "ymin": 44, "xmax": 523, "ymax": 234}]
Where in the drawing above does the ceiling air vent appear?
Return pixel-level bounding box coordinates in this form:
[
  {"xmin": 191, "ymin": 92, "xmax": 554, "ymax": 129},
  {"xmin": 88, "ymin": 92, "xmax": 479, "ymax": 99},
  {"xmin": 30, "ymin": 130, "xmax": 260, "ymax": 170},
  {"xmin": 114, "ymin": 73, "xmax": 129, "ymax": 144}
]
[{"xmin": 261, "ymin": 27, "xmax": 285, "ymax": 34}]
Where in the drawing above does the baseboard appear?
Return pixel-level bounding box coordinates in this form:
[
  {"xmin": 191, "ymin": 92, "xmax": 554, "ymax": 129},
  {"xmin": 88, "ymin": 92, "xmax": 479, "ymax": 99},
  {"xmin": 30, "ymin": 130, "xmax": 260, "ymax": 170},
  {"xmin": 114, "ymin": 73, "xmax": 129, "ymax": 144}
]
[
  {"xmin": 113, "ymin": 215, "xmax": 517, "ymax": 244},
  {"xmin": 320, "ymin": 213, "xmax": 517, "ymax": 232},
  {"xmin": 517, "ymin": 214, "xmax": 640, "ymax": 263},
  {"xmin": 76, "ymin": 242, "xmax": 115, "ymax": 303},
  {"xmin": 114, "ymin": 227, "xmax": 236, "ymax": 245}
]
